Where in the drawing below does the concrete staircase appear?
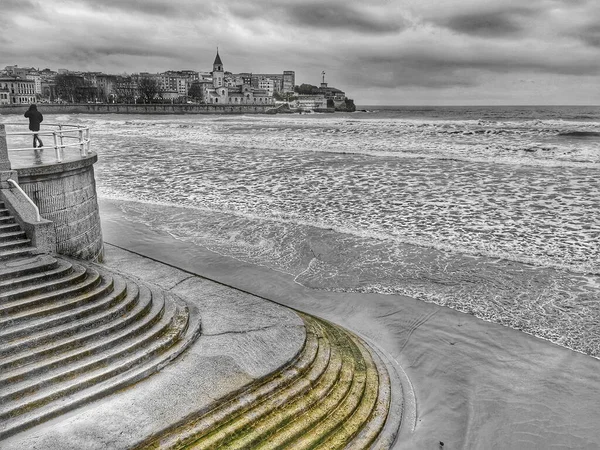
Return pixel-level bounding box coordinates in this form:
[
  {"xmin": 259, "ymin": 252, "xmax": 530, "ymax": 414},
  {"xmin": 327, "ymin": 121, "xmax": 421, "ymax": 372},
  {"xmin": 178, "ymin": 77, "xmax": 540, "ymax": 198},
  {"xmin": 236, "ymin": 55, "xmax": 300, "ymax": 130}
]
[
  {"xmin": 0, "ymin": 202, "xmax": 201, "ymax": 440},
  {"xmin": 141, "ymin": 313, "xmax": 395, "ymax": 449},
  {"xmin": 0, "ymin": 200, "xmax": 403, "ymax": 448}
]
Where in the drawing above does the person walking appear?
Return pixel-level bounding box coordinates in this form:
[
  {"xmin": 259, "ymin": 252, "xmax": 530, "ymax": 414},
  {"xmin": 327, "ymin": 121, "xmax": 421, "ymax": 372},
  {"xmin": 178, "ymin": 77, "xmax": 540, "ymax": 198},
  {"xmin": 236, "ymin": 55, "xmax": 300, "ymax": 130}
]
[{"xmin": 24, "ymin": 104, "xmax": 44, "ymax": 149}]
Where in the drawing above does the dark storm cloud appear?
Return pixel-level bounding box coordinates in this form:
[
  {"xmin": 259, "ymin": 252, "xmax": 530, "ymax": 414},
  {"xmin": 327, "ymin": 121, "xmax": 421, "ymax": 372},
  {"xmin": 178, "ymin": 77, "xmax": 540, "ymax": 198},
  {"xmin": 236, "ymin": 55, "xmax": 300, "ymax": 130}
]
[
  {"xmin": 1, "ymin": 0, "xmax": 37, "ymax": 12},
  {"xmin": 68, "ymin": 44, "xmax": 176, "ymax": 61},
  {"xmin": 577, "ymin": 24, "xmax": 600, "ymax": 48},
  {"xmin": 348, "ymin": 63, "xmax": 478, "ymax": 89},
  {"xmin": 287, "ymin": 3, "xmax": 403, "ymax": 33},
  {"xmin": 348, "ymin": 46, "xmax": 600, "ymax": 90},
  {"xmin": 1, "ymin": 0, "xmax": 600, "ymax": 104},
  {"xmin": 429, "ymin": 7, "xmax": 535, "ymax": 37},
  {"xmin": 227, "ymin": 1, "xmax": 404, "ymax": 34}
]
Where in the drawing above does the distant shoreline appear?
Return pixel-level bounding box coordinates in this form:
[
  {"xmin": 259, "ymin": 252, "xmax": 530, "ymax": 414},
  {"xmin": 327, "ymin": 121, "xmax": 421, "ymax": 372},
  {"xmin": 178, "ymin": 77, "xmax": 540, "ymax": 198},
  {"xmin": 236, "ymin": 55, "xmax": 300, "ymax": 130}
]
[{"xmin": 0, "ymin": 103, "xmax": 276, "ymax": 115}]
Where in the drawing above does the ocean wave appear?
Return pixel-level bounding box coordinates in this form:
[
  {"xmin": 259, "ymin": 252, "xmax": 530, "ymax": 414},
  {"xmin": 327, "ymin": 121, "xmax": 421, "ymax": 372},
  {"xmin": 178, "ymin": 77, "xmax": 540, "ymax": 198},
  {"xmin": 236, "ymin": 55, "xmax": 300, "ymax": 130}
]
[
  {"xmin": 558, "ymin": 131, "xmax": 600, "ymax": 137},
  {"xmin": 98, "ymin": 193, "xmax": 599, "ymax": 277}
]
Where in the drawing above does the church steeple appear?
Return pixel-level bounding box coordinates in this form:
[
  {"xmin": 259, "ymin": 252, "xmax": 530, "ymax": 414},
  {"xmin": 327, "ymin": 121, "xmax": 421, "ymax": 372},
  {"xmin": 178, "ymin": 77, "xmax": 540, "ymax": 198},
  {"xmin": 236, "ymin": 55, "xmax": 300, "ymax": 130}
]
[
  {"xmin": 212, "ymin": 48, "xmax": 224, "ymax": 88},
  {"xmin": 213, "ymin": 48, "xmax": 223, "ymax": 71}
]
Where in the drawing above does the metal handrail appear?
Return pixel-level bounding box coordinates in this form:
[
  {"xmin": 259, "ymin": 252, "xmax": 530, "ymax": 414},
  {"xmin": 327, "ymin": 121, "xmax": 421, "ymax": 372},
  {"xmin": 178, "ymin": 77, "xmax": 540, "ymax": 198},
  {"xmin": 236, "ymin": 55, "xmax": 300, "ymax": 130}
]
[
  {"xmin": 2, "ymin": 123, "xmax": 91, "ymax": 163},
  {"xmin": 7, "ymin": 179, "xmax": 41, "ymax": 222}
]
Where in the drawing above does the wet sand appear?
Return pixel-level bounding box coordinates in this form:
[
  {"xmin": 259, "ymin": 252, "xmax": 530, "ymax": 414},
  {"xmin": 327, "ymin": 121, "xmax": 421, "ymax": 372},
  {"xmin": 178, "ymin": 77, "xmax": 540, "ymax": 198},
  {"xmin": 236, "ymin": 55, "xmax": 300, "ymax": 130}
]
[{"xmin": 99, "ymin": 197, "xmax": 600, "ymax": 449}]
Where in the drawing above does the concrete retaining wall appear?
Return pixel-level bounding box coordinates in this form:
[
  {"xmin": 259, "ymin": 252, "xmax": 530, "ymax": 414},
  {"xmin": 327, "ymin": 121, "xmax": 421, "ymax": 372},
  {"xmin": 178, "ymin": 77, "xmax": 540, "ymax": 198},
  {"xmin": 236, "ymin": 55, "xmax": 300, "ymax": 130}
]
[
  {"xmin": 0, "ymin": 104, "xmax": 273, "ymax": 115},
  {"xmin": 15, "ymin": 154, "xmax": 104, "ymax": 261}
]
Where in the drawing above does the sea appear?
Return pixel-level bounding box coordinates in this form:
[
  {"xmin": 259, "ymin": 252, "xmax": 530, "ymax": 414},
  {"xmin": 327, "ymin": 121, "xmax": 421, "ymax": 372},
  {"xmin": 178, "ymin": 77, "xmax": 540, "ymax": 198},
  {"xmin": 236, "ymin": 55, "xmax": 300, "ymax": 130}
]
[{"xmin": 3, "ymin": 105, "xmax": 600, "ymax": 356}]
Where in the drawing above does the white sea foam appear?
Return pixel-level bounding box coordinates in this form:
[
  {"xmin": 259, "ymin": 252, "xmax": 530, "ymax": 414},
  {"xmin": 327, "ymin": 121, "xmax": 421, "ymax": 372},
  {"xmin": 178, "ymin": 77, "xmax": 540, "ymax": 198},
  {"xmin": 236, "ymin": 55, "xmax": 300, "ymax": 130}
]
[
  {"xmin": 6, "ymin": 110, "xmax": 600, "ymax": 342},
  {"xmin": 87, "ymin": 112, "xmax": 599, "ymax": 277}
]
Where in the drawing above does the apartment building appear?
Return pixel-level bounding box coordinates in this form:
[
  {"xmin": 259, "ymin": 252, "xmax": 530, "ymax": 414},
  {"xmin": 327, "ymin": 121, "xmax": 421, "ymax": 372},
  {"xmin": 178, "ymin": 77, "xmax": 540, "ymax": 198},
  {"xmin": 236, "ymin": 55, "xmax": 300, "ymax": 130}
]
[{"xmin": 0, "ymin": 77, "xmax": 36, "ymax": 104}]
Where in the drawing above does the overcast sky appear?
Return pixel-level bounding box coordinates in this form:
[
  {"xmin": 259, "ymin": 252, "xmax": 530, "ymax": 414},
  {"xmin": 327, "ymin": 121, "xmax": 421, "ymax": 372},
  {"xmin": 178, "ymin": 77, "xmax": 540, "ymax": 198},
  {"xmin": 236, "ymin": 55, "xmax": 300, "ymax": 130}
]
[{"xmin": 1, "ymin": 0, "xmax": 600, "ymax": 105}]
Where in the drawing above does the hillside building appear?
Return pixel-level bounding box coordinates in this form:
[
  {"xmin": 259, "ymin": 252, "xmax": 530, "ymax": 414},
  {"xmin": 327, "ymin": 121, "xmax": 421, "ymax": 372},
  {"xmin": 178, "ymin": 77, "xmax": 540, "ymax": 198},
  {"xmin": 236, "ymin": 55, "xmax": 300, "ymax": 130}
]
[
  {"xmin": 0, "ymin": 77, "xmax": 36, "ymax": 104},
  {"xmin": 204, "ymin": 51, "xmax": 274, "ymax": 106}
]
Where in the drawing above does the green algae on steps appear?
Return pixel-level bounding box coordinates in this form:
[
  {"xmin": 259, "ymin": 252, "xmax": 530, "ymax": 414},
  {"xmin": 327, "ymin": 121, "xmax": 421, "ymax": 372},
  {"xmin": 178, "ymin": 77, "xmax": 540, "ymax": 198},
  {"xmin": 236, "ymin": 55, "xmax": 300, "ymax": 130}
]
[{"xmin": 139, "ymin": 313, "xmax": 394, "ymax": 450}]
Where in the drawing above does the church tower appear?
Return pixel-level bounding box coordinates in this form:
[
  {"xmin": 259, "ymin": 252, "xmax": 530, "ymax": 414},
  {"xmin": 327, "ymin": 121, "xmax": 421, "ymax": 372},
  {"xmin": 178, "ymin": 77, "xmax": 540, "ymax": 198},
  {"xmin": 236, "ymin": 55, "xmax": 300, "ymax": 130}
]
[{"xmin": 212, "ymin": 49, "xmax": 224, "ymax": 88}]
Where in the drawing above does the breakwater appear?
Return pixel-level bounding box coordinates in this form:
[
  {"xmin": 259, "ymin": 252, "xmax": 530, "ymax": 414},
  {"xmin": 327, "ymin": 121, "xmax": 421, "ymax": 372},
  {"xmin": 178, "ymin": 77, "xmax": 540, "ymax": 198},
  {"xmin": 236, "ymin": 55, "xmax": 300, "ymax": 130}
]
[{"xmin": 0, "ymin": 103, "xmax": 273, "ymax": 115}]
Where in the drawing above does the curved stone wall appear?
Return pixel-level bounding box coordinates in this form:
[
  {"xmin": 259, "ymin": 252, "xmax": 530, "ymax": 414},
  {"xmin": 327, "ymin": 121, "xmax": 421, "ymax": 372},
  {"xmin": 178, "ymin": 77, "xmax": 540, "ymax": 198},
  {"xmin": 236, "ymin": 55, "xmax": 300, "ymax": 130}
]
[{"xmin": 15, "ymin": 154, "xmax": 104, "ymax": 261}]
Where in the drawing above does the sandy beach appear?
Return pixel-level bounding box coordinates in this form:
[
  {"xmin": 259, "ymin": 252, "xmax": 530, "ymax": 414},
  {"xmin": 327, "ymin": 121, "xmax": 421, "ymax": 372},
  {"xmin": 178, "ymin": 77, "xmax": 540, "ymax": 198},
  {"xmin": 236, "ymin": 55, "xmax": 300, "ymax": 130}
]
[{"xmin": 99, "ymin": 197, "xmax": 600, "ymax": 449}]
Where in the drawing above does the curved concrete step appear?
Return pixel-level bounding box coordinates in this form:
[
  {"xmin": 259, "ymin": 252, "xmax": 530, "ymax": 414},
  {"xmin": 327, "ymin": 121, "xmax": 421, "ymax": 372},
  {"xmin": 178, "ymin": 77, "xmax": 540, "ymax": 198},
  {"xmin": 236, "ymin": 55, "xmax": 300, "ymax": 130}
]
[
  {"xmin": 0, "ymin": 215, "xmax": 17, "ymax": 224},
  {"xmin": 0, "ymin": 254, "xmax": 58, "ymax": 282},
  {"xmin": 250, "ymin": 322, "xmax": 365, "ymax": 450},
  {"xmin": 0, "ymin": 247, "xmax": 37, "ymax": 261},
  {"xmin": 0, "ymin": 276, "xmax": 123, "ymax": 352},
  {"xmin": 0, "ymin": 281, "xmax": 144, "ymax": 373},
  {"xmin": 146, "ymin": 317, "xmax": 326, "ymax": 450},
  {"xmin": 0, "ymin": 211, "xmax": 202, "ymax": 440},
  {"xmin": 0, "ymin": 292, "xmax": 200, "ymax": 440},
  {"xmin": 0, "ymin": 258, "xmax": 71, "ymax": 294},
  {"xmin": 0, "ymin": 223, "xmax": 21, "ymax": 233},
  {"xmin": 0, "ymin": 262, "xmax": 85, "ymax": 307},
  {"xmin": 141, "ymin": 314, "xmax": 391, "ymax": 450},
  {"xmin": 212, "ymin": 319, "xmax": 353, "ymax": 450},
  {"xmin": 0, "ymin": 291, "xmax": 175, "ymax": 409},
  {"xmin": 308, "ymin": 331, "xmax": 380, "ymax": 450},
  {"xmin": 0, "ymin": 238, "xmax": 32, "ymax": 252},
  {"xmin": 345, "ymin": 338, "xmax": 393, "ymax": 449},
  {"xmin": 0, "ymin": 230, "xmax": 27, "ymax": 243},
  {"xmin": 0, "ymin": 269, "xmax": 109, "ymax": 336},
  {"xmin": 0, "ymin": 284, "xmax": 159, "ymax": 385}
]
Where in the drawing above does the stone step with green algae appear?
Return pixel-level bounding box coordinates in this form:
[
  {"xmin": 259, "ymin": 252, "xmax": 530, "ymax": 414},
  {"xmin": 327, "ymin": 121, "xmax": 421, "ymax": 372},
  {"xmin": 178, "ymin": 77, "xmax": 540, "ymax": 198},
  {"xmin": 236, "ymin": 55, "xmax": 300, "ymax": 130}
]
[
  {"xmin": 141, "ymin": 316, "xmax": 325, "ymax": 450},
  {"xmin": 312, "ymin": 332, "xmax": 382, "ymax": 450},
  {"xmin": 236, "ymin": 321, "xmax": 356, "ymax": 450},
  {"xmin": 277, "ymin": 323, "xmax": 368, "ymax": 450},
  {"xmin": 195, "ymin": 317, "xmax": 347, "ymax": 450},
  {"xmin": 138, "ymin": 314, "xmax": 391, "ymax": 450},
  {"xmin": 342, "ymin": 333, "xmax": 392, "ymax": 449}
]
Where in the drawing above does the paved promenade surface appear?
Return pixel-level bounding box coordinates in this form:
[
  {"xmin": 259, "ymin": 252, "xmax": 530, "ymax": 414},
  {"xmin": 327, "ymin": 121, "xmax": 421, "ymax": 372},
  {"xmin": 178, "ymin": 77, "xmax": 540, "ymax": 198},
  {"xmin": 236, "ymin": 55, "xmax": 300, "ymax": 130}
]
[
  {"xmin": 8, "ymin": 148, "xmax": 87, "ymax": 169},
  {"xmin": 96, "ymin": 198, "xmax": 600, "ymax": 449},
  {"xmin": 0, "ymin": 244, "xmax": 305, "ymax": 449}
]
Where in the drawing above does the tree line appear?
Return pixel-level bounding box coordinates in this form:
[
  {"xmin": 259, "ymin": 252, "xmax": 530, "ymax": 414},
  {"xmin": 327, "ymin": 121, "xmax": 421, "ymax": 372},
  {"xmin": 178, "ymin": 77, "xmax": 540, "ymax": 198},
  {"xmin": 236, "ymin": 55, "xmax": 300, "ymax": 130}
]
[{"xmin": 52, "ymin": 74, "xmax": 204, "ymax": 104}]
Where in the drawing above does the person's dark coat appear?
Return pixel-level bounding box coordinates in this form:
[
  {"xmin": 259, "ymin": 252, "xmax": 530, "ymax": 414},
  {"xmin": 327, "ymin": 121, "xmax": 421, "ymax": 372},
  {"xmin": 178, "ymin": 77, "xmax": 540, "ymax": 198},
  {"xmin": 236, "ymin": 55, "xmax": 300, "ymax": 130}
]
[{"xmin": 24, "ymin": 105, "xmax": 43, "ymax": 132}]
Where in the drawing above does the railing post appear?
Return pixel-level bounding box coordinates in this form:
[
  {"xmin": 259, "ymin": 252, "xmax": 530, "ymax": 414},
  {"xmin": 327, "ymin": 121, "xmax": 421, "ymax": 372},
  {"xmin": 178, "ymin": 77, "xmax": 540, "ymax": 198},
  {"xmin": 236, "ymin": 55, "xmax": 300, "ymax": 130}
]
[
  {"xmin": 53, "ymin": 131, "xmax": 62, "ymax": 163},
  {"xmin": 58, "ymin": 125, "xmax": 64, "ymax": 153},
  {"xmin": 86, "ymin": 128, "xmax": 91, "ymax": 154},
  {"xmin": 79, "ymin": 129, "xmax": 85, "ymax": 156},
  {"xmin": 0, "ymin": 124, "xmax": 11, "ymax": 171}
]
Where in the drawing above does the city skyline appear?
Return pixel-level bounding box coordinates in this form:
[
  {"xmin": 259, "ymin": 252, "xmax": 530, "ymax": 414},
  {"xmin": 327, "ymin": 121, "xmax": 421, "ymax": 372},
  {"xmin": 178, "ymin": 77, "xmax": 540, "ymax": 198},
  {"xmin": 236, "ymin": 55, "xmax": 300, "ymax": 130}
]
[{"xmin": 1, "ymin": 0, "xmax": 600, "ymax": 106}]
